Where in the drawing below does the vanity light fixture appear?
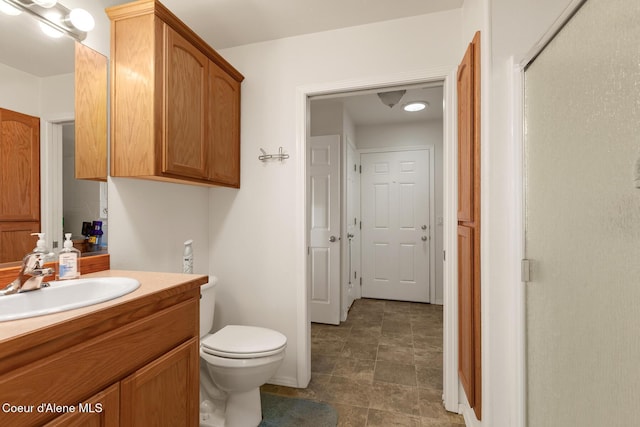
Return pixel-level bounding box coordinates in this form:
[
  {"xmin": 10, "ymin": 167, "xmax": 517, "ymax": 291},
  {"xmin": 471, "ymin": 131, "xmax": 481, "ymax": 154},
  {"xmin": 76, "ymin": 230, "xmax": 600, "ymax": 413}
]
[
  {"xmin": 0, "ymin": 0, "xmax": 95, "ymax": 41},
  {"xmin": 0, "ymin": 1, "xmax": 20, "ymax": 15},
  {"xmin": 31, "ymin": 0, "xmax": 56, "ymax": 7},
  {"xmin": 403, "ymin": 101, "xmax": 429, "ymax": 112}
]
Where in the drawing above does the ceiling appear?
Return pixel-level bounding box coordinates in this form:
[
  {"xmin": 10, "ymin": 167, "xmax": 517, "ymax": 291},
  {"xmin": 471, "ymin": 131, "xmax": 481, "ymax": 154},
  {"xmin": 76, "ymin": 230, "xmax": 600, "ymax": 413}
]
[
  {"xmin": 313, "ymin": 85, "xmax": 444, "ymax": 127},
  {"xmin": 0, "ymin": 0, "xmax": 452, "ymax": 123},
  {"xmin": 160, "ymin": 0, "xmax": 463, "ymax": 50}
]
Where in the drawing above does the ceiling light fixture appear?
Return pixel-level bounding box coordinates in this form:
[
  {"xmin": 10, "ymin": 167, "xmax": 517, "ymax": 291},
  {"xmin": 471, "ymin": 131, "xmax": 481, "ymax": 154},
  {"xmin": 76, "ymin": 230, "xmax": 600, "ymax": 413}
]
[
  {"xmin": 377, "ymin": 90, "xmax": 406, "ymax": 108},
  {"xmin": 0, "ymin": 0, "xmax": 94, "ymax": 41},
  {"xmin": 403, "ymin": 101, "xmax": 429, "ymax": 112}
]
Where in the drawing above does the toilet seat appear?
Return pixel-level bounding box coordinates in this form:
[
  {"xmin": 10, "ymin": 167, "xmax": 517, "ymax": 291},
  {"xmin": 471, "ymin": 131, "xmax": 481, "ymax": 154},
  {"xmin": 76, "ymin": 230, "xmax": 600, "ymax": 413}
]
[{"xmin": 201, "ymin": 325, "xmax": 287, "ymax": 359}]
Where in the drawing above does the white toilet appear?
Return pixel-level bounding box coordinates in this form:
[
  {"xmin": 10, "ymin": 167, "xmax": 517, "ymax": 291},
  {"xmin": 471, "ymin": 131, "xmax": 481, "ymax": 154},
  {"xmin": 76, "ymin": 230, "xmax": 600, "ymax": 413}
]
[{"xmin": 199, "ymin": 279, "xmax": 287, "ymax": 427}]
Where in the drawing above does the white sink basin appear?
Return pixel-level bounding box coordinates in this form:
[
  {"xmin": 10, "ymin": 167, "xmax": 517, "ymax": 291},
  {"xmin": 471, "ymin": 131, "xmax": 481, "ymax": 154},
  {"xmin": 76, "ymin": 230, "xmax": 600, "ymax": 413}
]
[{"xmin": 0, "ymin": 277, "xmax": 140, "ymax": 322}]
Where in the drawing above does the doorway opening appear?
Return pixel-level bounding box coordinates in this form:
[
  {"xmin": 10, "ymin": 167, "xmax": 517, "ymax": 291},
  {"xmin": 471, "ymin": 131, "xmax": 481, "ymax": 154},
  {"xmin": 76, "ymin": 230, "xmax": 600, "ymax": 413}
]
[
  {"xmin": 306, "ymin": 82, "xmax": 444, "ymax": 325},
  {"xmin": 304, "ymin": 81, "xmax": 450, "ymax": 409}
]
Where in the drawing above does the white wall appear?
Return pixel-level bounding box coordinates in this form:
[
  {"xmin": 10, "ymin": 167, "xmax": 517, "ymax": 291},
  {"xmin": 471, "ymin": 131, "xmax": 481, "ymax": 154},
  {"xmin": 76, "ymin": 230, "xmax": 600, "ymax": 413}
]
[
  {"xmin": 0, "ymin": 63, "xmax": 40, "ymax": 116},
  {"xmin": 108, "ymin": 178, "xmax": 211, "ymax": 274},
  {"xmin": 211, "ymin": 10, "xmax": 462, "ymax": 386},
  {"xmin": 357, "ymin": 120, "xmax": 444, "ymax": 304},
  {"xmin": 62, "ymin": 124, "xmax": 101, "ymax": 239},
  {"xmin": 40, "ymin": 73, "xmax": 74, "ymax": 119}
]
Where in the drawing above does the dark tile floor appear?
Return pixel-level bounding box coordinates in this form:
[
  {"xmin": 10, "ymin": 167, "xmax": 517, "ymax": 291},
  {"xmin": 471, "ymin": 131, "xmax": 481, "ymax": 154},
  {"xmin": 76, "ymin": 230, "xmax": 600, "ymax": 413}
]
[{"xmin": 262, "ymin": 298, "xmax": 465, "ymax": 426}]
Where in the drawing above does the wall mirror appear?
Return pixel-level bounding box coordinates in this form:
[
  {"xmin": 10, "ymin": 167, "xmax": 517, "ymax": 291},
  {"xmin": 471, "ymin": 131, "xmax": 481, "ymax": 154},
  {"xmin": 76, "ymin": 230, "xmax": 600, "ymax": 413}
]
[{"xmin": 0, "ymin": 5, "xmax": 108, "ymax": 264}]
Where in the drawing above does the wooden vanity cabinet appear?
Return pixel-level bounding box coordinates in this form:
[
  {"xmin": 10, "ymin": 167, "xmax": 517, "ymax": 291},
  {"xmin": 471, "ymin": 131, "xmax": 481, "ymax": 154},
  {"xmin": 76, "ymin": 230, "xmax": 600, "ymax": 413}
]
[
  {"xmin": 43, "ymin": 383, "xmax": 120, "ymax": 427},
  {"xmin": 107, "ymin": 0, "xmax": 244, "ymax": 188},
  {"xmin": 0, "ymin": 283, "xmax": 201, "ymax": 427}
]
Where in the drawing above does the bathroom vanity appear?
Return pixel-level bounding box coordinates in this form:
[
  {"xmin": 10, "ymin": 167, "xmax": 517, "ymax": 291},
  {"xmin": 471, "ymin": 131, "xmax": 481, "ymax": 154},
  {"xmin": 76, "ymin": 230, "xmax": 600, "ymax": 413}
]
[{"xmin": 0, "ymin": 270, "xmax": 207, "ymax": 426}]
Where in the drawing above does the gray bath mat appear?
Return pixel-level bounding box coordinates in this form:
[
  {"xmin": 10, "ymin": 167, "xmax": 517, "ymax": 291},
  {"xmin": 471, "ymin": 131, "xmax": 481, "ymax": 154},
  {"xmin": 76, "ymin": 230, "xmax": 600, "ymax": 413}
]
[{"xmin": 259, "ymin": 392, "xmax": 338, "ymax": 427}]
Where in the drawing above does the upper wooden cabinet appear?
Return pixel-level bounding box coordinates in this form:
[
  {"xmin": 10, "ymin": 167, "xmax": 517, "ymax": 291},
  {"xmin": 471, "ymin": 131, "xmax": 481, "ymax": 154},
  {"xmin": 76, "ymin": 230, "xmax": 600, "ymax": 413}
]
[
  {"xmin": 75, "ymin": 42, "xmax": 108, "ymax": 181},
  {"xmin": 107, "ymin": 0, "xmax": 244, "ymax": 188}
]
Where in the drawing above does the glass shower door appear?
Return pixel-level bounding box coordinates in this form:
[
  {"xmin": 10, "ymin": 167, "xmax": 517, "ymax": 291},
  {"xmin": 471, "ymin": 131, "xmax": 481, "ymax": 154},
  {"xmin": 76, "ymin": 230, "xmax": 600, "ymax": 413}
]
[{"xmin": 524, "ymin": 0, "xmax": 640, "ymax": 426}]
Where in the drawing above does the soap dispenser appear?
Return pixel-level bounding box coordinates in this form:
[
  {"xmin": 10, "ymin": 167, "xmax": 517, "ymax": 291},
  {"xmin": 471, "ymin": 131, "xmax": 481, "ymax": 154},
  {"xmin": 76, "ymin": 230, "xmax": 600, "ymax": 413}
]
[
  {"xmin": 31, "ymin": 232, "xmax": 48, "ymax": 254},
  {"xmin": 58, "ymin": 233, "xmax": 81, "ymax": 280}
]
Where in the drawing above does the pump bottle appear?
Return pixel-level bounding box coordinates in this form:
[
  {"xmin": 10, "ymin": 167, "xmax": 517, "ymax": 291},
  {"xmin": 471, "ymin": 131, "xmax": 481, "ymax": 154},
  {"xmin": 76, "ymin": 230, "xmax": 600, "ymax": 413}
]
[{"xmin": 58, "ymin": 233, "xmax": 81, "ymax": 280}]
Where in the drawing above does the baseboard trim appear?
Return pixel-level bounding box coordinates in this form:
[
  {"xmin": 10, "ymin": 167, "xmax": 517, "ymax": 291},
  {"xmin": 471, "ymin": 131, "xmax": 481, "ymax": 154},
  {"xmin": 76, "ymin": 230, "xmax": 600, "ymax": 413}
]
[
  {"xmin": 459, "ymin": 402, "xmax": 481, "ymax": 427},
  {"xmin": 267, "ymin": 375, "xmax": 299, "ymax": 388}
]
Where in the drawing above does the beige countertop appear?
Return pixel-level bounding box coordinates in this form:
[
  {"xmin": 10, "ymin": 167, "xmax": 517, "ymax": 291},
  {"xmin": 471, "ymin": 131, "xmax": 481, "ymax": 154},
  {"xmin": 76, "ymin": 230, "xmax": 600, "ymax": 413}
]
[{"xmin": 0, "ymin": 270, "xmax": 208, "ymax": 347}]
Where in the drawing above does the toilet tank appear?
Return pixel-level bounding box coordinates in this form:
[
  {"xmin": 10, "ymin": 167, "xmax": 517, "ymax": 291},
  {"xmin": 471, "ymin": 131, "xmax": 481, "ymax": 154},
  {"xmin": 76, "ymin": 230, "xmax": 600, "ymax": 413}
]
[{"xmin": 199, "ymin": 276, "xmax": 217, "ymax": 338}]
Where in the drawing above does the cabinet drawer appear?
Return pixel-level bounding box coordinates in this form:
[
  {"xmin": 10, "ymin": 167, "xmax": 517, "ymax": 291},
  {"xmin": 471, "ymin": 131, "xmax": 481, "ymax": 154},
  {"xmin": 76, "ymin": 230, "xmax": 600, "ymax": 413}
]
[{"xmin": 0, "ymin": 298, "xmax": 197, "ymax": 426}]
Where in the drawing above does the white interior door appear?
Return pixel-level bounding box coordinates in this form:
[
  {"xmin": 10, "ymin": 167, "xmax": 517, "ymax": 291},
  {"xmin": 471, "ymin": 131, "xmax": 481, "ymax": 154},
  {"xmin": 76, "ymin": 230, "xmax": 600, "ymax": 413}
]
[
  {"xmin": 361, "ymin": 149, "xmax": 430, "ymax": 302},
  {"xmin": 308, "ymin": 135, "xmax": 341, "ymax": 325}
]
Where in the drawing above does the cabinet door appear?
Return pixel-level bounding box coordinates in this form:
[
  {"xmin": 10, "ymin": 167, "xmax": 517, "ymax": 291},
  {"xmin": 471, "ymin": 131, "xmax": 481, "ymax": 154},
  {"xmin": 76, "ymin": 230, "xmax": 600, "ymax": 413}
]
[
  {"xmin": 457, "ymin": 225, "xmax": 475, "ymax": 406},
  {"xmin": 457, "ymin": 43, "xmax": 474, "ymax": 223},
  {"xmin": 0, "ymin": 221, "xmax": 39, "ymax": 263},
  {"xmin": 208, "ymin": 61, "xmax": 241, "ymax": 187},
  {"xmin": 164, "ymin": 26, "xmax": 208, "ymax": 179},
  {"xmin": 0, "ymin": 108, "xmax": 40, "ymax": 222},
  {"xmin": 120, "ymin": 338, "xmax": 199, "ymax": 426},
  {"xmin": 75, "ymin": 42, "xmax": 108, "ymax": 181},
  {"xmin": 43, "ymin": 383, "xmax": 119, "ymax": 427}
]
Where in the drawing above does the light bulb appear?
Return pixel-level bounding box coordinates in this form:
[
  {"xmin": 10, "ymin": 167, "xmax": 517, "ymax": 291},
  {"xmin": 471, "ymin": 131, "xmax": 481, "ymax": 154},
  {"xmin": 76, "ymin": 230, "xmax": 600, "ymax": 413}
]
[
  {"xmin": 39, "ymin": 12, "xmax": 63, "ymax": 38},
  {"xmin": 0, "ymin": 1, "xmax": 21, "ymax": 15},
  {"xmin": 68, "ymin": 8, "xmax": 94, "ymax": 32}
]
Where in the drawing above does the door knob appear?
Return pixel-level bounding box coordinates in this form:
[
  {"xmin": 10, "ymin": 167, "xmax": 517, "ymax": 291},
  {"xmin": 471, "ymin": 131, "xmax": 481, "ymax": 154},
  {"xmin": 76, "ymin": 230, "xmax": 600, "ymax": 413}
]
[
  {"xmin": 329, "ymin": 236, "xmax": 340, "ymax": 242},
  {"xmin": 421, "ymin": 225, "xmax": 427, "ymax": 230},
  {"xmin": 421, "ymin": 236, "xmax": 428, "ymax": 241},
  {"xmin": 347, "ymin": 233, "xmax": 354, "ymax": 239}
]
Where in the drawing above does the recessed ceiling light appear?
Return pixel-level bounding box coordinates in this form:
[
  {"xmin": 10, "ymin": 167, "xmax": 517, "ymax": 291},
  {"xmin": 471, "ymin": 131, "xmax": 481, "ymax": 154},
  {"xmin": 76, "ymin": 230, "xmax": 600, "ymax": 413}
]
[{"xmin": 403, "ymin": 101, "xmax": 429, "ymax": 112}]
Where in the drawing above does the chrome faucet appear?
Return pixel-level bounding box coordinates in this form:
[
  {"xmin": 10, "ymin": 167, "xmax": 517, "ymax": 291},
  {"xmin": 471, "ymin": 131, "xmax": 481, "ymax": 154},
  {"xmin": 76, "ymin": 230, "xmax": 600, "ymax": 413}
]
[{"xmin": 0, "ymin": 251, "xmax": 55, "ymax": 296}]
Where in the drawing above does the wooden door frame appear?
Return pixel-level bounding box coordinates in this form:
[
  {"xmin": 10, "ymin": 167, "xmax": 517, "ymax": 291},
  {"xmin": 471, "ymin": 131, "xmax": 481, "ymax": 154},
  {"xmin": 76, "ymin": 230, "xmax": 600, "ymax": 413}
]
[
  {"xmin": 295, "ymin": 67, "xmax": 460, "ymax": 413},
  {"xmin": 358, "ymin": 145, "xmax": 436, "ymax": 304}
]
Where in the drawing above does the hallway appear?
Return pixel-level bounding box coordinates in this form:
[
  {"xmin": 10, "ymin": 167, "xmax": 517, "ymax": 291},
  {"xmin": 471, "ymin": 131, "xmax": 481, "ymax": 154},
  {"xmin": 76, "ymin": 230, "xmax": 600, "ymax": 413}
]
[{"xmin": 262, "ymin": 299, "xmax": 464, "ymax": 426}]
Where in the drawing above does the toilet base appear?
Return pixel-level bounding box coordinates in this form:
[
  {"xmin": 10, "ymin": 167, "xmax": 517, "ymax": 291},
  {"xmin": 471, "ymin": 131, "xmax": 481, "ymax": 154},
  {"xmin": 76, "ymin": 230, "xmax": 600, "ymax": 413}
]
[{"xmin": 225, "ymin": 387, "xmax": 262, "ymax": 427}]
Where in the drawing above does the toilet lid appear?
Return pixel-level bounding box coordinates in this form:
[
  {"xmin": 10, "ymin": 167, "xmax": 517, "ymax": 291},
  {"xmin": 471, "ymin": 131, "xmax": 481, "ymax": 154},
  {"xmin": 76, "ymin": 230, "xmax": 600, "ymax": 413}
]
[{"xmin": 201, "ymin": 325, "xmax": 287, "ymax": 359}]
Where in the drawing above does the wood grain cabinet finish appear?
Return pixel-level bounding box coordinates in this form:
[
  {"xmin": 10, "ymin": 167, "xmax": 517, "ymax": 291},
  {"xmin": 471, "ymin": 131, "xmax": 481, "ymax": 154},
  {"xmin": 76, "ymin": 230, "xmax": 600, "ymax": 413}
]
[
  {"xmin": 0, "ymin": 287, "xmax": 199, "ymax": 427},
  {"xmin": 0, "ymin": 221, "xmax": 40, "ymax": 264},
  {"xmin": 0, "ymin": 108, "xmax": 40, "ymax": 263},
  {"xmin": 107, "ymin": 0, "xmax": 244, "ymax": 188},
  {"xmin": 0, "ymin": 108, "xmax": 40, "ymax": 222},
  {"xmin": 457, "ymin": 31, "xmax": 482, "ymax": 420},
  {"xmin": 121, "ymin": 338, "xmax": 199, "ymax": 426},
  {"xmin": 43, "ymin": 383, "xmax": 120, "ymax": 427},
  {"xmin": 75, "ymin": 42, "xmax": 108, "ymax": 181}
]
